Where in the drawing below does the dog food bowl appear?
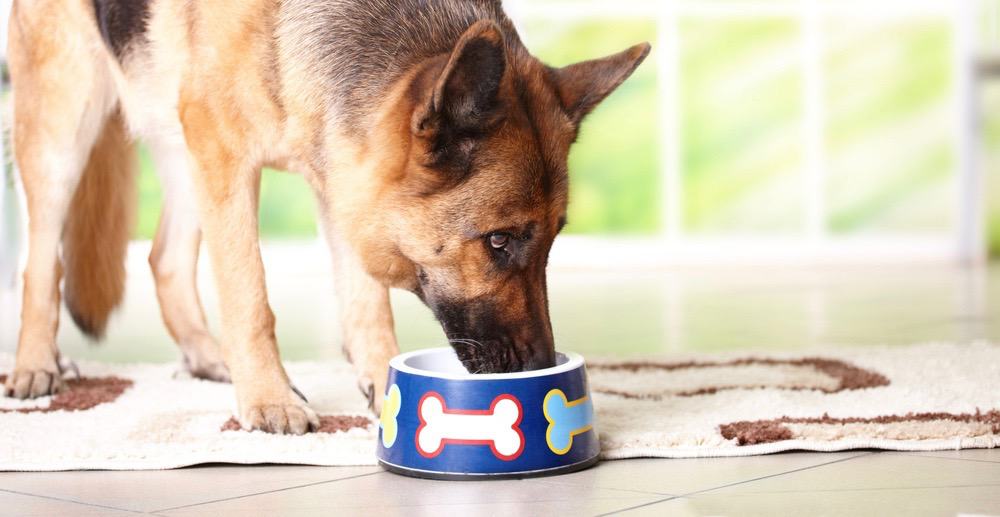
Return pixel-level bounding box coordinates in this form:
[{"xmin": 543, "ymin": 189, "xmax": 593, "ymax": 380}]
[{"xmin": 376, "ymin": 347, "xmax": 599, "ymax": 480}]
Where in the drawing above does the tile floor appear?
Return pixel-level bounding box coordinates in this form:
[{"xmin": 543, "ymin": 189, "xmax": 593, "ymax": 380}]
[
  {"xmin": 1, "ymin": 451, "xmax": 999, "ymax": 516},
  {"xmin": 2, "ymin": 243, "xmax": 1000, "ymax": 516}
]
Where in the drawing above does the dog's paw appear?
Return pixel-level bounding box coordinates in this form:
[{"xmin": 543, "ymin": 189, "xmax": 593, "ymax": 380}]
[
  {"xmin": 3, "ymin": 369, "xmax": 65, "ymax": 399},
  {"xmin": 184, "ymin": 356, "xmax": 230, "ymax": 383},
  {"xmin": 181, "ymin": 337, "xmax": 231, "ymax": 383},
  {"xmin": 239, "ymin": 399, "xmax": 319, "ymax": 435}
]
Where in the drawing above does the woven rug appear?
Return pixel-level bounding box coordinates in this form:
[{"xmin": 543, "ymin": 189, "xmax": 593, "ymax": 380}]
[{"xmin": 1, "ymin": 342, "xmax": 998, "ymax": 471}]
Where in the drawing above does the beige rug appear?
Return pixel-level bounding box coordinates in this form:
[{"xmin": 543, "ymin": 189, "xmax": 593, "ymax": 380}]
[{"xmin": 2, "ymin": 342, "xmax": 999, "ymax": 471}]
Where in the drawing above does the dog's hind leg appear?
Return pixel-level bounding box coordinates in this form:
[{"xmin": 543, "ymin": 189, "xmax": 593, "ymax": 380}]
[
  {"xmin": 327, "ymin": 232, "xmax": 399, "ymax": 414},
  {"xmin": 147, "ymin": 138, "xmax": 229, "ymax": 382},
  {"xmin": 4, "ymin": 0, "xmax": 119, "ymax": 398}
]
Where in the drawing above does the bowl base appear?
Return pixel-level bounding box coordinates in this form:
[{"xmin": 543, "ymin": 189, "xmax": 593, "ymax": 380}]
[{"xmin": 378, "ymin": 455, "xmax": 600, "ymax": 481}]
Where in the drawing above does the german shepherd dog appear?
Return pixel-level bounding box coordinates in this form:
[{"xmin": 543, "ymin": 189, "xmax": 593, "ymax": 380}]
[{"xmin": 5, "ymin": 0, "xmax": 648, "ymax": 434}]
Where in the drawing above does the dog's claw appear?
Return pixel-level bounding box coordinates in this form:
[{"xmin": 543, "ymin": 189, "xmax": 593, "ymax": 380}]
[
  {"xmin": 358, "ymin": 378, "xmax": 376, "ymax": 412},
  {"xmin": 290, "ymin": 383, "xmax": 309, "ymax": 403}
]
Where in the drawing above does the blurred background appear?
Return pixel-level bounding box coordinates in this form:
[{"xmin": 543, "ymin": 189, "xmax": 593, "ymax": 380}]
[{"xmin": 3, "ymin": 0, "xmax": 1000, "ymax": 365}]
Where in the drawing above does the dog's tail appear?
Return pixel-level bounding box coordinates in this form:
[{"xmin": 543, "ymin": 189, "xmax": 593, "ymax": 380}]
[{"xmin": 62, "ymin": 111, "xmax": 136, "ymax": 339}]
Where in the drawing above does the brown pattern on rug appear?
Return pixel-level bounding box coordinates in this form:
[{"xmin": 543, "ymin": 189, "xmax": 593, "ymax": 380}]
[
  {"xmin": 0, "ymin": 375, "xmax": 133, "ymax": 413},
  {"xmin": 220, "ymin": 415, "xmax": 372, "ymax": 434},
  {"xmin": 720, "ymin": 410, "xmax": 1000, "ymax": 445},
  {"xmin": 590, "ymin": 357, "xmax": 890, "ymax": 400}
]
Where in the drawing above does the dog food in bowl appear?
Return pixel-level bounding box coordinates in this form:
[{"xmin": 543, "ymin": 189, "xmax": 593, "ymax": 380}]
[{"xmin": 376, "ymin": 347, "xmax": 599, "ymax": 479}]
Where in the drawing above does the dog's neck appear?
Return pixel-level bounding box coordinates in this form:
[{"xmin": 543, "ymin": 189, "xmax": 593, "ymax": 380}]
[{"xmin": 305, "ymin": 58, "xmax": 432, "ymax": 290}]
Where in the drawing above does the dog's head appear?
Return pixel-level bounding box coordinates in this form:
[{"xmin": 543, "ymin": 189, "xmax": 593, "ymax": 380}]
[{"xmin": 371, "ymin": 21, "xmax": 649, "ymax": 374}]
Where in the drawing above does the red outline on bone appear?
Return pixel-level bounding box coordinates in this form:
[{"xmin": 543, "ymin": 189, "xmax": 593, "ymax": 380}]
[{"xmin": 415, "ymin": 392, "xmax": 525, "ymax": 461}]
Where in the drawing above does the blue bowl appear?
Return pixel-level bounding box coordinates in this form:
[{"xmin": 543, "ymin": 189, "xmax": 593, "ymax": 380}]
[{"xmin": 376, "ymin": 348, "xmax": 600, "ymax": 479}]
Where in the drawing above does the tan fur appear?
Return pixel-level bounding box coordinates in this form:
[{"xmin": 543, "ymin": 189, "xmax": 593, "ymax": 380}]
[
  {"xmin": 6, "ymin": 0, "xmax": 647, "ymax": 433},
  {"xmin": 6, "ymin": 0, "xmax": 118, "ymax": 399},
  {"xmin": 146, "ymin": 138, "xmax": 228, "ymax": 382},
  {"xmin": 62, "ymin": 111, "xmax": 136, "ymax": 339}
]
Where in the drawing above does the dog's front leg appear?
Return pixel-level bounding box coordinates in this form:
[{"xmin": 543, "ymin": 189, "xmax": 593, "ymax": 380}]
[
  {"xmin": 328, "ymin": 234, "xmax": 399, "ymax": 414},
  {"xmin": 185, "ymin": 138, "xmax": 317, "ymax": 434}
]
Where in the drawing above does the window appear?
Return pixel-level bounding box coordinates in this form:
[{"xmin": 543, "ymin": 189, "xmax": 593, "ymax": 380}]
[{"xmin": 510, "ymin": 0, "xmax": 986, "ymax": 263}]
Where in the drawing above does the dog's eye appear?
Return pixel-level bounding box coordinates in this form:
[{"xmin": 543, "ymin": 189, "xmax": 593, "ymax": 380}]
[{"xmin": 488, "ymin": 233, "xmax": 510, "ymax": 249}]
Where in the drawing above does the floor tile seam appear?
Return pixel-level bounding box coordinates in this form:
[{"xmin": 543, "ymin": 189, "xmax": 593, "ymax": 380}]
[
  {"xmin": 152, "ymin": 470, "xmax": 383, "ymax": 513},
  {"xmin": 534, "ymin": 478, "xmax": 678, "ymax": 497},
  {"xmin": 703, "ymin": 482, "xmax": 1000, "ymax": 496},
  {"xmin": 0, "ymin": 487, "xmax": 145, "ymax": 514}
]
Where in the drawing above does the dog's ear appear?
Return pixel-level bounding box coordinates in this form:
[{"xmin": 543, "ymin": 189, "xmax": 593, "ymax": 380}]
[
  {"xmin": 412, "ymin": 20, "xmax": 507, "ymax": 174},
  {"xmin": 552, "ymin": 43, "xmax": 651, "ymax": 125}
]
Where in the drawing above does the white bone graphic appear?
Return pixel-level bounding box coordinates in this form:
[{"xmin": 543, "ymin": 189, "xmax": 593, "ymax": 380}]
[{"xmin": 416, "ymin": 392, "xmax": 524, "ymax": 460}]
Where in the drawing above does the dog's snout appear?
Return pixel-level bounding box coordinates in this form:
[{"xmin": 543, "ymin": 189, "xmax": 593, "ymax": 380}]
[
  {"xmin": 429, "ymin": 286, "xmax": 555, "ymax": 374},
  {"xmin": 449, "ymin": 336, "xmax": 554, "ymax": 374}
]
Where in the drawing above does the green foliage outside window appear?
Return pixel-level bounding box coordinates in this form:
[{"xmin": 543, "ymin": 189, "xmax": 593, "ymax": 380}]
[{"xmin": 127, "ymin": 16, "xmax": 962, "ymax": 240}]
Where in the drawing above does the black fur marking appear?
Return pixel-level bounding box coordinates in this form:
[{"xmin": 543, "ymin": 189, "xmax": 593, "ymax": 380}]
[
  {"xmin": 279, "ymin": 0, "xmax": 520, "ymax": 129},
  {"xmin": 421, "ymin": 31, "xmax": 508, "ymax": 176},
  {"xmin": 92, "ymin": 0, "xmax": 150, "ymax": 61},
  {"xmin": 429, "ymin": 296, "xmax": 551, "ymax": 374},
  {"xmin": 438, "ymin": 37, "xmax": 506, "ymax": 130},
  {"xmin": 432, "ymin": 299, "xmax": 519, "ymax": 373}
]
